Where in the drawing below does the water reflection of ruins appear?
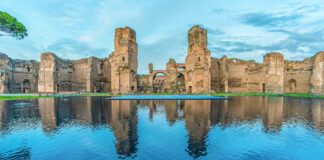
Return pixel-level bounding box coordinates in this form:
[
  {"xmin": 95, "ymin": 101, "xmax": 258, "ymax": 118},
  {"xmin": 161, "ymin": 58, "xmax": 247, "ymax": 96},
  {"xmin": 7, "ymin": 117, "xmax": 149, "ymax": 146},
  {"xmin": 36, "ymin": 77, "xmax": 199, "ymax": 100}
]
[{"xmin": 0, "ymin": 97, "xmax": 324, "ymax": 158}]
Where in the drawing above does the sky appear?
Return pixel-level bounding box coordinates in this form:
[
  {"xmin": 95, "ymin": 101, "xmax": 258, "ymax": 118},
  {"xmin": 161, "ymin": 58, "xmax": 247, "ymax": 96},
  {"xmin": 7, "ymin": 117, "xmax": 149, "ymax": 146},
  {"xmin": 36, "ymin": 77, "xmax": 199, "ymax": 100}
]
[{"xmin": 0, "ymin": 0, "xmax": 324, "ymax": 74}]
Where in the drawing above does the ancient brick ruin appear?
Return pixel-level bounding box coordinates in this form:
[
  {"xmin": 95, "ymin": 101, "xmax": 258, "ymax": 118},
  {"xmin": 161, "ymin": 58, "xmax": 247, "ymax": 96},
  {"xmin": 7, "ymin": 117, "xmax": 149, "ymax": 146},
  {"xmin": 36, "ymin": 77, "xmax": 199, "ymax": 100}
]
[
  {"xmin": 109, "ymin": 27, "xmax": 138, "ymax": 94},
  {"xmin": 37, "ymin": 27, "xmax": 137, "ymax": 94},
  {"xmin": 0, "ymin": 25, "xmax": 323, "ymax": 94},
  {"xmin": 0, "ymin": 53, "xmax": 39, "ymax": 93},
  {"xmin": 139, "ymin": 25, "xmax": 323, "ymax": 94}
]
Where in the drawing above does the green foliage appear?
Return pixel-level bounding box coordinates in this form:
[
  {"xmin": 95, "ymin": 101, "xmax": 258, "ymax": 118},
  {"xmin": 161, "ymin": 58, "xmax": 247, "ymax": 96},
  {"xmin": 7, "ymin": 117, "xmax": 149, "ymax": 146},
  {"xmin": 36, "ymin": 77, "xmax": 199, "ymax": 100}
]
[{"xmin": 0, "ymin": 11, "xmax": 28, "ymax": 40}]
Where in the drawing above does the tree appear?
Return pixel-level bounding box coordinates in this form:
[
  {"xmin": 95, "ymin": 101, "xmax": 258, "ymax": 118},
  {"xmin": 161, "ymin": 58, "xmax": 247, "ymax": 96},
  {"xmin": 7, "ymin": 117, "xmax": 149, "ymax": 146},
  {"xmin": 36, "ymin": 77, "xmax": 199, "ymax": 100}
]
[{"xmin": 0, "ymin": 11, "xmax": 27, "ymax": 40}]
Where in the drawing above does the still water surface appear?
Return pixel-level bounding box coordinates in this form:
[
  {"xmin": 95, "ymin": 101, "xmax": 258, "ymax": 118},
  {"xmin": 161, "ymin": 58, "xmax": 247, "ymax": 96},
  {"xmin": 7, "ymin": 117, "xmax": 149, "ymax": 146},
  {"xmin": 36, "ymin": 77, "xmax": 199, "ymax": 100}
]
[{"xmin": 0, "ymin": 96, "xmax": 324, "ymax": 160}]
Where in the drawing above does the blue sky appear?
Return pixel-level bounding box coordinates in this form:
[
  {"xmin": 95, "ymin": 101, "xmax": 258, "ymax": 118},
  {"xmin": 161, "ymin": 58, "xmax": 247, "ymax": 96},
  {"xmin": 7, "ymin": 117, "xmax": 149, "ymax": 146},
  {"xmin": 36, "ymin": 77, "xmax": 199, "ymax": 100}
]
[{"xmin": 0, "ymin": 0, "xmax": 323, "ymax": 74}]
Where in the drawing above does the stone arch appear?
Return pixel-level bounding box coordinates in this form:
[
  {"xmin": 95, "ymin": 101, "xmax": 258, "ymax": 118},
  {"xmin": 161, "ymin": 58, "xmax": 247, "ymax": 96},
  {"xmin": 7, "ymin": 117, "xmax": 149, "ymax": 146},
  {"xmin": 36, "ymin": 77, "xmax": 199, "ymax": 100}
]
[
  {"xmin": 177, "ymin": 66, "xmax": 185, "ymax": 72},
  {"xmin": 56, "ymin": 81, "xmax": 73, "ymax": 92},
  {"xmin": 152, "ymin": 71, "xmax": 167, "ymax": 93},
  {"xmin": 152, "ymin": 71, "xmax": 167, "ymax": 79},
  {"xmin": 94, "ymin": 81, "xmax": 104, "ymax": 93},
  {"xmin": 176, "ymin": 73, "xmax": 185, "ymax": 92},
  {"xmin": 288, "ymin": 79, "xmax": 297, "ymax": 92},
  {"xmin": 56, "ymin": 84, "xmax": 60, "ymax": 93},
  {"xmin": 22, "ymin": 79, "xmax": 31, "ymax": 93}
]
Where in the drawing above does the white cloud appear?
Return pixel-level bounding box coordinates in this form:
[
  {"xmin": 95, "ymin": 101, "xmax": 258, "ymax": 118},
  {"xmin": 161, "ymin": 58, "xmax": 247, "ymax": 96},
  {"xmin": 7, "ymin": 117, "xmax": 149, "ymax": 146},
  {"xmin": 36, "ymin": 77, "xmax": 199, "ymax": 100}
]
[{"xmin": 0, "ymin": 0, "xmax": 323, "ymax": 74}]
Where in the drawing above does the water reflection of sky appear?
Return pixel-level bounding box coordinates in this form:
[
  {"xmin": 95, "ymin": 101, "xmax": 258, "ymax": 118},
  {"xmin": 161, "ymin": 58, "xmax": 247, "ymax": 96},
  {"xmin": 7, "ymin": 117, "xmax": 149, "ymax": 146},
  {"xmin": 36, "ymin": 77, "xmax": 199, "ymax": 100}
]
[{"xmin": 0, "ymin": 97, "xmax": 324, "ymax": 159}]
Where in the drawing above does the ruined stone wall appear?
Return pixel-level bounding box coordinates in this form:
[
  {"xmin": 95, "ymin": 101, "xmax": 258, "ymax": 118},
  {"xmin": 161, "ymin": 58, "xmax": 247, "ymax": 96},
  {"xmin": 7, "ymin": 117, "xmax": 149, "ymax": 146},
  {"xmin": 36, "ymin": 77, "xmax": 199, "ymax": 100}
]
[
  {"xmin": 209, "ymin": 52, "xmax": 323, "ymax": 94},
  {"xmin": 210, "ymin": 52, "xmax": 284, "ymax": 94},
  {"xmin": 38, "ymin": 27, "xmax": 137, "ymax": 94},
  {"xmin": 0, "ymin": 53, "xmax": 11, "ymax": 93},
  {"xmin": 110, "ymin": 27, "xmax": 138, "ymax": 94},
  {"xmin": 38, "ymin": 53, "xmax": 57, "ymax": 93},
  {"xmin": 165, "ymin": 59, "xmax": 177, "ymax": 91},
  {"xmin": 185, "ymin": 26, "xmax": 211, "ymax": 93},
  {"xmin": 210, "ymin": 58, "xmax": 220, "ymax": 92},
  {"xmin": 1, "ymin": 26, "xmax": 323, "ymax": 94},
  {"xmin": 263, "ymin": 53, "xmax": 285, "ymax": 93},
  {"xmin": 226, "ymin": 58, "xmax": 255, "ymax": 92},
  {"xmin": 0, "ymin": 53, "xmax": 39, "ymax": 93},
  {"xmin": 102, "ymin": 58, "xmax": 111, "ymax": 92},
  {"xmin": 90, "ymin": 57, "xmax": 110, "ymax": 93},
  {"xmin": 183, "ymin": 25, "xmax": 322, "ymax": 94},
  {"xmin": 72, "ymin": 58, "xmax": 93, "ymax": 92},
  {"xmin": 38, "ymin": 53, "xmax": 110, "ymax": 93},
  {"xmin": 137, "ymin": 75, "xmax": 149, "ymax": 92},
  {"xmin": 246, "ymin": 64, "xmax": 265, "ymax": 92},
  {"xmin": 56, "ymin": 58, "xmax": 73, "ymax": 92},
  {"xmin": 145, "ymin": 59, "xmax": 186, "ymax": 93},
  {"xmin": 285, "ymin": 52, "xmax": 324, "ymax": 94},
  {"xmin": 310, "ymin": 52, "xmax": 324, "ymax": 94},
  {"xmin": 284, "ymin": 58, "xmax": 313, "ymax": 93},
  {"xmin": 38, "ymin": 53, "xmax": 71, "ymax": 93},
  {"xmin": 211, "ymin": 56, "xmax": 264, "ymax": 93}
]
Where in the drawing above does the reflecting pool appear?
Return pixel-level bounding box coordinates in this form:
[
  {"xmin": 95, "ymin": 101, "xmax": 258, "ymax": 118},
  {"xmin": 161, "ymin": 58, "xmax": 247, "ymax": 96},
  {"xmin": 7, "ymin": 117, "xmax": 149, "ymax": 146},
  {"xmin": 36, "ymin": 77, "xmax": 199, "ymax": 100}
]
[{"xmin": 0, "ymin": 96, "xmax": 324, "ymax": 159}]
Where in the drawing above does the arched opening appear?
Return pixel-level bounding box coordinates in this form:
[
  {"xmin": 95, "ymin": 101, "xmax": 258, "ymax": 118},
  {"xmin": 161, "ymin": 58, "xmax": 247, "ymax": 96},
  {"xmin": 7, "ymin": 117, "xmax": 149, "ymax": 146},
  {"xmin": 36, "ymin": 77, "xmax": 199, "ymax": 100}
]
[
  {"xmin": 22, "ymin": 79, "xmax": 31, "ymax": 93},
  {"xmin": 100, "ymin": 63, "xmax": 104, "ymax": 70},
  {"xmin": 188, "ymin": 86, "xmax": 192, "ymax": 94},
  {"xmin": 122, "ymin": 56, "xmax": 125, "ymax": 62},
  {"xmin": 93, "ymin": 82, "xmax": 104, "ymax": 93},
  {"xmin": 176, "ymin": 73, "xmax": 185, "ymax": 92},
  {"xmin": 220, "ymin": 84, "xmax": 225, "ymax": 92},
  {"xmin": 153, "ymin": 72, "xmax": 166, "ymax": 93},
  {"xmin": 288, "ymin": 79, "xmax": 297, "ymax": 92},
  {"xmin": 198, "ymin": 57, "xmax": 201, "ymax": 62},
  {"xmin": 262, "ymin": 83, "xmax": 266, "ymax": 93},
  {"xmin": 178, "ymin": 66, "xmax": 185, "ymax": 72},
  {"xmin": 56, "ymin": 84, "xmax": 60, "ymax": 93}
]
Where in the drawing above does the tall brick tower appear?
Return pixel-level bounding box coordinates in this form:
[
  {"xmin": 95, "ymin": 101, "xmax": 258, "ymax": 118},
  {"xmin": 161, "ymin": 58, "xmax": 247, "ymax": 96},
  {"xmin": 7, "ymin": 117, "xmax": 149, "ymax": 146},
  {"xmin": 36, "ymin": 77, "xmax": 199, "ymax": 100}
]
[
  {"xmin": 110, "ymin": 27, "xmax": 138, "ymax": 94},
  {"xmin": 263, "ymin": 52, "xmax": 284, "ymax": 93},
  {"xmin": 185, "ymin": 25, "xmax": 211, "ymax": 93}
]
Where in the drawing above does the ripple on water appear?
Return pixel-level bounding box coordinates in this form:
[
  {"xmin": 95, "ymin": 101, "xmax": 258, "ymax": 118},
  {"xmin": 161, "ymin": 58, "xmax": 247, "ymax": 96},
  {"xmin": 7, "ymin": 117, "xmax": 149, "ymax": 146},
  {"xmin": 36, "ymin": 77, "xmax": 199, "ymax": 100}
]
[{"xmin": 0, "ymin": 97, "xmax": 324, "ymax": 159}]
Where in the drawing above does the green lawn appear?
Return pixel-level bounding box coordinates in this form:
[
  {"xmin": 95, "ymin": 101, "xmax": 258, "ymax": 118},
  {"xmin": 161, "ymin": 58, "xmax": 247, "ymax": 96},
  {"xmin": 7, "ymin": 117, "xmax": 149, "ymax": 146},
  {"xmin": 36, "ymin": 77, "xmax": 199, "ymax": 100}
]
[
  {"xmin": 210, "ymin": 92, "xmax": 324, "ymax": 98},
  {"xmin": 0, "ymin": 93, "xmax": 114, "ymax": 101},
  {"xmin": 0, "ymin": 92, "xmax": 322, "ymax": 101},
  {"xmin": 0, "ymin": 95, "xmax": 47, "ymax": 101}
]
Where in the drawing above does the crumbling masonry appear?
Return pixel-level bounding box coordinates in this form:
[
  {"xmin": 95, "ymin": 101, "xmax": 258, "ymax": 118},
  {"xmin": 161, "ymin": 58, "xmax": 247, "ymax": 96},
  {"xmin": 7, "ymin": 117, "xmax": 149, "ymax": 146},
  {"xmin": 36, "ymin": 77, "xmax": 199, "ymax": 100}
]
[
  {"xmin": 138, "ymin": 25, "xmax": 323, "ymax": 94},
  {"xmin": 0, "ymin": 25, "xmax": 323, "ymax": 94}
]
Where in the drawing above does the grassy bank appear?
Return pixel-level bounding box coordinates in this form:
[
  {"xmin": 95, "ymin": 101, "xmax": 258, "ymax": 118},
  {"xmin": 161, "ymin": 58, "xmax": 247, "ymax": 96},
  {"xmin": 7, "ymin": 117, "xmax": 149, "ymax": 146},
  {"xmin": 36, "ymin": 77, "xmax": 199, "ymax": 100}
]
[
  {"xmin": 0, "ymin": 93, "xmax": 114, "ymax": 101},
  {"xmin": 0, "ymin": 95, "xmax": 48, "ymax": 101},
  {"xmin": 210, "ymin": 92, "xmax": 324, "ymax": 98},
  {"xmin": 0, "ymin": 92, "xmax": 323, "ymax": 101}
]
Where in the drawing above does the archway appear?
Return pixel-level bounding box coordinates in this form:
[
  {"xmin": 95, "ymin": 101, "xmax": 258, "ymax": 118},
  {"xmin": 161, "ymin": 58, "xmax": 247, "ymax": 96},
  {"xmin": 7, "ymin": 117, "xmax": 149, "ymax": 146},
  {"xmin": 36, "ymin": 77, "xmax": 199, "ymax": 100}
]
[
  {"xmin": 176, "ymin": 73, "xmax": 185, "ymax": 92},
  {"xmin": 22, "ymin": 79, "xmax": 31, "ymax": 93},
  {"xmin": 178, "ymin": 66, "xmax": 185, "ymax": 72},
  {"xmin": 56, "ymin": 84, "xmax": 60, "ymax": 93},
  {"xmin": 288, "ymin": 79, "xmax": 297, "ymax": 92},
  {"xmin": 153, "ymin": 72, "xmax": 166, "ymax": 93},
  {"xmin": 262, "ymin": 83, "xmax": 266, "ymax": 93},
  {"xmin": 94, "ymin": 82, "xmax": 104, "ymax": 93}
]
